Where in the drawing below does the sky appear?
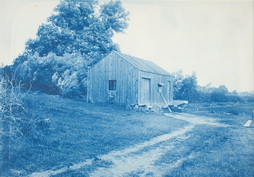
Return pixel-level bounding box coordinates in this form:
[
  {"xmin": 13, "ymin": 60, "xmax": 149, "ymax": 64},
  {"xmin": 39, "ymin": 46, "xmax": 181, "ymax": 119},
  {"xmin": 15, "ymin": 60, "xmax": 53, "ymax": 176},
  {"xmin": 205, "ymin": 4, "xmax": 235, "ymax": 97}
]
[{"xmin": 0, "ymin": 0, "xmax": 253, "ymax": 92}]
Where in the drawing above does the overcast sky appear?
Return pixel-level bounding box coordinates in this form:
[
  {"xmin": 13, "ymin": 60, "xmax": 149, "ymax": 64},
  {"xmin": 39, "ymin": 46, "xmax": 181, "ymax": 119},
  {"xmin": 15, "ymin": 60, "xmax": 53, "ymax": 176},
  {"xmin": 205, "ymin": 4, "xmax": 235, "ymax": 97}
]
[{"xmin": 0, "ymin": 0, "xmax": 253, "ymax": 92}]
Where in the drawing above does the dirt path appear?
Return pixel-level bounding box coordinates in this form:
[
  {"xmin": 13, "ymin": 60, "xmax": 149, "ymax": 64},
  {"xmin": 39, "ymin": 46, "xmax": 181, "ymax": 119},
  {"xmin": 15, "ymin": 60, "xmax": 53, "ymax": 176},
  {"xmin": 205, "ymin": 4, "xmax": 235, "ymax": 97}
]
[
  {"xmin": 90, "ymin": 124, "xmax": 195, "ymax": 177},
  {"xmin": 30, "ymin": 124, "xmax": 194, "ymax": 177},
  {"xmin": 90, "ymin": 113, "xmax": 228, "ymax": 176},
  {"xmin": 30, "ymin": 113, "xmax": 229, "ymax": 177},
  {"xmin": 166, "ymin": 113, "xmax": 229, "ymax": 127}
]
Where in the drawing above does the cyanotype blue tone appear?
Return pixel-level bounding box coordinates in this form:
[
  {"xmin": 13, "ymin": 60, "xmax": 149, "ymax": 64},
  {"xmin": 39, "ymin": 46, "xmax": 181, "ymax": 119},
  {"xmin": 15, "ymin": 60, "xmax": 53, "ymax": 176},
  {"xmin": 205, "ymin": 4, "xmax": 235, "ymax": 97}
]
[{"xmin": 0, "ymin": 0, "xmax": 253, "ymax": 176}]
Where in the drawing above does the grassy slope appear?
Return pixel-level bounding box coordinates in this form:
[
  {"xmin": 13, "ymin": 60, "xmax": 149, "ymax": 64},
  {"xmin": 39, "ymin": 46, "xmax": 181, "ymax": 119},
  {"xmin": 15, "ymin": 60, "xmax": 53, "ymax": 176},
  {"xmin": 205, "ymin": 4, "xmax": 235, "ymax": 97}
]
[
  {"xmin": 164, "ymin": 103, "xmax": 254, "ymax": 177},
  {"xmin": 185, "ymin": 102, "xmax": 254, "ymax": 116},
  {"xmin": 8, "ymin": 93, "xmax": 254, "ymax": 176},
  {"xmin": 12, "ymin": 92, "xmax": 187, "ymax": 175},
  {"xmin": 165, "ymin": 125, "xmax": 254, "ymax": 177}
]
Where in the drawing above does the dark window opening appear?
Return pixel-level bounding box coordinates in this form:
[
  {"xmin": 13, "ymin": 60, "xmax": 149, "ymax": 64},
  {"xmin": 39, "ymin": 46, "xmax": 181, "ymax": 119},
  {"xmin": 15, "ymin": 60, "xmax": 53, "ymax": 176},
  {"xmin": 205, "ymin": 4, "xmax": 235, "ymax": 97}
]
[{"xmin": 109, "ymin": 80, "xmax": 116, "ymax": 91}]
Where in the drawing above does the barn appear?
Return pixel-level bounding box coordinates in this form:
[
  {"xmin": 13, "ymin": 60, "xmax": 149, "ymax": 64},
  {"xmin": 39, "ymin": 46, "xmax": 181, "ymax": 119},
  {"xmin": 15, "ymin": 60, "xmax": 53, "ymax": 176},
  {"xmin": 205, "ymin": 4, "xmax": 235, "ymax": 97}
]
[{"xmin": 87, "ymin": 51, "xmax": 173, "ymax": 106}]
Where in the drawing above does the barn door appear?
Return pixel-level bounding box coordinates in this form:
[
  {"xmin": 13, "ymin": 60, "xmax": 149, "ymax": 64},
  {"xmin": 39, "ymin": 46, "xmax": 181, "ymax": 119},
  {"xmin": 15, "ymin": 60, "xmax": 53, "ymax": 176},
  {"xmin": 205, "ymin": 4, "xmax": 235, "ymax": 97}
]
[{"xmin": 141, "ymin": 78, "xmax": 151, "ymax": 104}]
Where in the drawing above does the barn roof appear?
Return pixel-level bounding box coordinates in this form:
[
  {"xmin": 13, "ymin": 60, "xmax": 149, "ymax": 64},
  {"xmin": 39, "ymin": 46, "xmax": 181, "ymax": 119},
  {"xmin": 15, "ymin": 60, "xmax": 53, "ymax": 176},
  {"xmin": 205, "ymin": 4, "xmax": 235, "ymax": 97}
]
[{"xmin": 113, "ymin": 51, "xmax": 170, "ymax": 76}]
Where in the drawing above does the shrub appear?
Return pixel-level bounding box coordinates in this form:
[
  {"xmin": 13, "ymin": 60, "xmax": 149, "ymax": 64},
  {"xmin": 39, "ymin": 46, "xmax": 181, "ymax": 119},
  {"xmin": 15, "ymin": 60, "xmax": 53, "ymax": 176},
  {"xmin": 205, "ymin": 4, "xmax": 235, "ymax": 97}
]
[{"xmin": 0, "ymin": 76, "xmax": 51, "ymax": 176}]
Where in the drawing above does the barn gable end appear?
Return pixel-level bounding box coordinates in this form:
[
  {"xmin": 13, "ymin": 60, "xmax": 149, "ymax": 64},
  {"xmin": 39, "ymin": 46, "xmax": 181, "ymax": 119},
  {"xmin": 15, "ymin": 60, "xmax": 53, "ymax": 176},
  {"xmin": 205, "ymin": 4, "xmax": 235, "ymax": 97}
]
[{"xmin": 87, "ymin": 52, "xmax": 139, "ymax": 104}]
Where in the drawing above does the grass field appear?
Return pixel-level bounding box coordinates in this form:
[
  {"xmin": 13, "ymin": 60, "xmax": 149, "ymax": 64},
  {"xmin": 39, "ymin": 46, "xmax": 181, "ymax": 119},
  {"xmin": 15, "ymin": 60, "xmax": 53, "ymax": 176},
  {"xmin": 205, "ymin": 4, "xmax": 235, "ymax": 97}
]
[{"xmin": 4, "ymin": 93, "xmax": 254, "ymax": 176}]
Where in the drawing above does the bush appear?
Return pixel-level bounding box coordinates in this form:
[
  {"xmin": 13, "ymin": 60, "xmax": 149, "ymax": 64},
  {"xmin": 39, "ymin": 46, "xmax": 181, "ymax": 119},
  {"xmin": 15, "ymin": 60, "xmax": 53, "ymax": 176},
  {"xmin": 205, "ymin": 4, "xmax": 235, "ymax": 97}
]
[
  {"xmin": 0, "ymin": 77, "xmax": 52, "ymax": 176},
  {"xmin": 9, "ymin": 52, "xmax": 88, "ymax": 97}
]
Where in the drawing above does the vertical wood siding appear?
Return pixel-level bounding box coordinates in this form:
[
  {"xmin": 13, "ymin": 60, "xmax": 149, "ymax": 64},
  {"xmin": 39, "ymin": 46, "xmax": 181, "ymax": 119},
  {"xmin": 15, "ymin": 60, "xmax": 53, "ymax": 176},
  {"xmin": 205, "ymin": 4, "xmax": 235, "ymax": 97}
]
[
  {"xmin": 138, "ymin": 71, "xmax": 173, "ymax": 105},
  {"xmin": 87, "ymin": 52, "xmax": 173, "ymax": 105},
  {"xmin": 87, "ymin": 52, "xmax": 139, "ymax": 104}
]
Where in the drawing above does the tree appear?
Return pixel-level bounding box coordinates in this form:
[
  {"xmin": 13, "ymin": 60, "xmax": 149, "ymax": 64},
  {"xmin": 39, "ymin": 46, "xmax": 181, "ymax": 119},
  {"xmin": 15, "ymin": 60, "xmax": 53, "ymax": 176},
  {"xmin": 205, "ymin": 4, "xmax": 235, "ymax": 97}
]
[
  {"xmin": 20, "ymin": 0, "xmax": 128, "ymax": 63},
  {"xmin": 10, "ymin": 0, "xmax": 129, "ymax": 97},
  {"xmin": 211, "ymin": 85, "xmax": 229, "ymax": 102},
  {"xmin": 173, "ymin": 72, "xmax": 199, "ymax": 102}
]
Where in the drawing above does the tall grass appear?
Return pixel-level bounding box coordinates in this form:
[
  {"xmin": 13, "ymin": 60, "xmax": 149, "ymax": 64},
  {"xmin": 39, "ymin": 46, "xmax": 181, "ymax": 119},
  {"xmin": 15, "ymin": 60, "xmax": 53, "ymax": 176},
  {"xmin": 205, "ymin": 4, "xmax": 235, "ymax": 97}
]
[
  {"xmin": 0, "ymin": 77, "xmax": 24, "ymax": 175},
  {"xmin": 0, "ymin": 76, "xmax": 47, "ymax": 176}
]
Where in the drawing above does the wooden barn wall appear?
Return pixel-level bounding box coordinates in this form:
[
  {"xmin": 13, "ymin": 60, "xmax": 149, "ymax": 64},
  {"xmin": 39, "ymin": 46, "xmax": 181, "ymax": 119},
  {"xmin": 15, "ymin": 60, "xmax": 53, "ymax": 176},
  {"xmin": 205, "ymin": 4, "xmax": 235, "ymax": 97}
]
[
  {"xmin": 87, "ymin": 53, "xmax": 139, "ymax": 104},
  {"xmin": 138, "ymin": 71, "xmax": 173, "ymax": 105}
]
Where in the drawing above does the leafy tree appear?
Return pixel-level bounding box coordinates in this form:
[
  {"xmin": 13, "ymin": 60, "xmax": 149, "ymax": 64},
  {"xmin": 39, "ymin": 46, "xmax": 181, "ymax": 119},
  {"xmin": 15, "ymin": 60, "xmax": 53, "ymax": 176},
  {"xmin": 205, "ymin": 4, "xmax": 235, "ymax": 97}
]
[
  {"xmin": 172, "ymin": 71, "xmax": 184, "ymax": 98},
  {"xmin": 19, "ymin": 0, "xmax": 128, "ymax": 63},
  {"xmin": 173, "ymin": 72, "xmax": 252, "ymax": 103},
  {"xmin": 12, "ymin": 52, "xmax": 88, "ymax": 97},
  {"xmin": 10, "ymin": 0, "xmax": 129, "ymax": 96},
  {"xmin": 173, "ymin": 72, "xmax": 199, "ymax": 102},
  {"xmin": 211, "ymin": 85, "xmax": 229, "ymax": 102}
]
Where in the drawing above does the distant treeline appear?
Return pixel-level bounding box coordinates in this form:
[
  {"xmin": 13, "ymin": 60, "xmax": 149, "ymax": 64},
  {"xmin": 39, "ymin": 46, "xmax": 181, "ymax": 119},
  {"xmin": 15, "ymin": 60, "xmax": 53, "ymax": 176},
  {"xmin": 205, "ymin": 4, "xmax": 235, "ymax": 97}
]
[{"xmin": 173, "ymin": 71, "xmax": 254, "ymax": 103}]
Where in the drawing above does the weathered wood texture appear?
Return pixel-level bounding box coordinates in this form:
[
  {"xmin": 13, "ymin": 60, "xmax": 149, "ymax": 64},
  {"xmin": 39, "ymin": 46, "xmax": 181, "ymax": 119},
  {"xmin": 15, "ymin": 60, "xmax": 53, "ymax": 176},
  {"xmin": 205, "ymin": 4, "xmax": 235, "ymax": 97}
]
[
  {"xmin": 87, "ymin": 52, "xmax": 139, "ymax": 104},
  {"xmin": 87, "ymin": 51, "xmax": 173, "ymax": 105},
  {"xmin": 139, "ymin": 71, "xmax": 173, "ymax": 105}
]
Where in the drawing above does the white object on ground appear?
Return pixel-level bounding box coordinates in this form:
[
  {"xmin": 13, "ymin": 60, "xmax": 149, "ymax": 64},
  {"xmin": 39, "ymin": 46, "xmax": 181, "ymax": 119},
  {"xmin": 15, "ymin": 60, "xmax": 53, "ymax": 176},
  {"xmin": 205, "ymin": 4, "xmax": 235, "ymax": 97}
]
[{"xmin": 244, "ymin": 120, "xmax": 252, "ymax": 127}]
